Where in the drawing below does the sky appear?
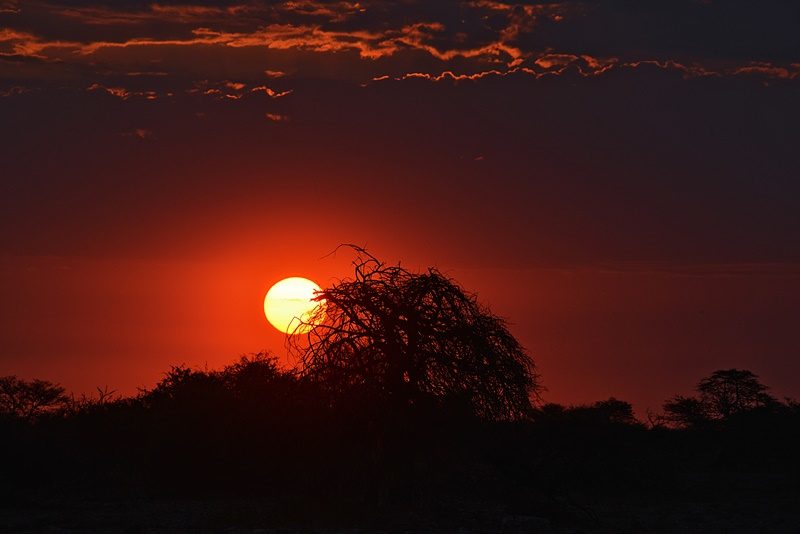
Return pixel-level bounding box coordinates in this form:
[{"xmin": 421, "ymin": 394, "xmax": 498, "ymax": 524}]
[{"xmin": 1, "ymin": 0, "xmax": 799, "ymax": 412}]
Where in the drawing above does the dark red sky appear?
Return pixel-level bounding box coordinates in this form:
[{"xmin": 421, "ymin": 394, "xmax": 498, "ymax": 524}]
[{"xmin": 2, "ymin": 0, "xmax": 799, "ymax": 412}]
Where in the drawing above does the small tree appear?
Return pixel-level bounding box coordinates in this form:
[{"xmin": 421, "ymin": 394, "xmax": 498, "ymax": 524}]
[
  {"xmin": 289, "ymin": 247, "xmax": 539, "ymax": 420},
  {"xmin": 697, "ymin": 369, "xmax": 776, "ymax": 419},
  {"xmin": 593, "ymin": 398, "xmax": 639, "ymax": 426},
  {"xmin": 0, "ymin": 376, "xmax": 69, "ymax": 421},
  {"xmin": 662, "ymin": 368, "xmax": 777, "ymax": 428},
  {"xmin": 662, "ymin": 395, "xmax": 708, "ymax": 428}
]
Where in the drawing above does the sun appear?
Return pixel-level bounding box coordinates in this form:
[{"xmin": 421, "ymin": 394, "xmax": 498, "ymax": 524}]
[{"xmin": 263, "ymin": 277, "xmax": 323, "ymax": 334}]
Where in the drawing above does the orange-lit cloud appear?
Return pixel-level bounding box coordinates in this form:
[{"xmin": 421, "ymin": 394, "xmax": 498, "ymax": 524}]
[
  {"xmin": 730, "ymin": 62, "xmax": 799, "ymax": 80},
  {"xmin": 185, "ymin": 79, "xmax": 293, "ymax": 101},
  {"xmin": 265, "ymin": 112, "xmax": 289, "ymax": 122},
  {"xmin": 251, "ymin": 86, "xmax": 293, "ymax": 98},
  {"xmin": 369, "ymin": 52, "xmax": 800, "ymax": 86},
  {"xmin": 1, "ymin": 0, "xmax": 798, "ymax": 101},
  {"xmin": 88, "ymin": 83, "xmax": 159, "ymax": 100},
  {"xmin": 0, "ymin": 84, "xmax": 26, "ymax": 96},
  {"xmin": 122, "ymin": 128, "xmax": 154, "ymax": 140},
  {"xmin": 0, "ymin": 0, "xmax": 18, "ymax": 14},
  {"xmin": 5, "ymin": 19, "xmax": 796, "ymax": 88}
]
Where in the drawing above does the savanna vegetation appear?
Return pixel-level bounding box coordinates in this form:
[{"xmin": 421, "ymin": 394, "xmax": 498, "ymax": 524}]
[{"xmin": 1, "ymin": 250, "xmax": 798, "ymax": 531}]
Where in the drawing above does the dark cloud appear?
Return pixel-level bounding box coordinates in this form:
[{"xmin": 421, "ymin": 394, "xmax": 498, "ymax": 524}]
[
  {"xmin": 1, "ymin": 0, "xmax": 797, "ymax": 94},
  {"xmin": 516, "ymin": 0, "xmax": 800, "ymax": 63}
]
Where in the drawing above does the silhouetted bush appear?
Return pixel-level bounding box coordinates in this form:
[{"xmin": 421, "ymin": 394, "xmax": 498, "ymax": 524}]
[{"xmin": 0, "ymin": 361, "xmax": 797, "ymax": 528}]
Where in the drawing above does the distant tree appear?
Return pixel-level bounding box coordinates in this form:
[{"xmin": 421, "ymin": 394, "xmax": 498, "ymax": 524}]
[
  {"xmin": 535, "ymin": 403, "xmax": 567, "ymax": 419},
  {"xmin": 221, "ymin": 353, "xmax": 282, "ymax": 390},
  {"xmin": 662, "ymin": 395, "xmax": 708, "ymax": 428},
  {"xmin": 219, "ymin": 353, "xmax": 311, "ymax": 407},
  {"xmin": 61, "ymin": 385, "xmax": 118, "ymax": 415},
  {"xmin": 697, "ymin": 369, "xmax": 776, "ymax": 419},
  {"xmin": 533, "ymin": 399, "xmax": 640, "ymax": 427},
  {"xmin": 141, "ymin": 365, "xmax": 228, "ymax": 408},
  {"xmin": 0, "ymin": 375, "xmax": 69, "ymax": 421},
  {"xmin": 592, "ymin": 398, "xmax": 639, "ymax": 426},
  {"xmin": 289, "ymin": 246, "xmax": 539, "ymax": 420},
  {"xmin": 662, "ymin": 369, "xmax": 777, "ymax": 428}
]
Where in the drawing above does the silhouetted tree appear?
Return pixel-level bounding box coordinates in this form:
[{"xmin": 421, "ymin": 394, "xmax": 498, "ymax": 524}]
[
  {"xmin": 697, "ymin": 369, "xmax": 776, "ymax": 419},
  {"xmin": 0, "ymin": 375, "xmax": 68, "ymax": 421},
  {"xmin": 533, "ymin": 398, "xmax": 640, "ymax": 427},
  {"xmin": 592, "ymin": 397, "xmax": 639, "ymax": 426},
  {"xmin": 662, "ymin": 395, "xmax": 708, "ymax": 428},
  {"xmin": 221, "ymin": 353, "xmax": 283, "ymax": 392},
  {"xmin": 662, "ymin": 368, "xmax": 777, "ymax": 428},
  {"xmin": 289, "ymin": 246, "xmax": 539, "ymax": 420}
]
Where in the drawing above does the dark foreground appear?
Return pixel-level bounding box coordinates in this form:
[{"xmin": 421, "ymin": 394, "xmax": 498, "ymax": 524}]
[
  {"xmin": 4, "ymin": 475, "xmax": 800, "ymax": 533},
  {"xmin": 2, "ymin": 360, "xmax": 799, "ymax": 532}
]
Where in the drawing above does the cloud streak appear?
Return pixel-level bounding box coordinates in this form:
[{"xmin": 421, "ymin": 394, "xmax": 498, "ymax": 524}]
[{"xmin": 1, "ymin": 0, "xmax": 798, "ymax": 99}]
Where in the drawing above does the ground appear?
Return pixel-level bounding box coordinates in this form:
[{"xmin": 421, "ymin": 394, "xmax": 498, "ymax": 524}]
[{"xmin": 3, "ymin": 475, "xmax": 799, "ymax": 534}]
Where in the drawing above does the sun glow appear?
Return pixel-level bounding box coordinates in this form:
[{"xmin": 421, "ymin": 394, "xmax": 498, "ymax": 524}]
[{"xmin": 263, "ymin": 277, "xmax": 323, "ymax": 334}]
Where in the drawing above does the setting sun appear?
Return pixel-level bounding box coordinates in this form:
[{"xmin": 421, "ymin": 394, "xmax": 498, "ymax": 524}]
[{"xmin": 263, "ymin": 277, "xmax": 323, "ymax": 334}]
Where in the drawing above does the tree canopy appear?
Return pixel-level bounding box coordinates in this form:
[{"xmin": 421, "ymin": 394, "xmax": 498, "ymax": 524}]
[
  {"xmin": 0, "ymin": 376, "xmax": 68, "ymax": 421},
  {"xmin": 697, "ymin": 369, "xmax": 776, "ymax": 419},
  {"xmin": 289, "ymin": 247, "xmax": 539, "ymax": 420},
  {"xmin": 662, "ymin": 368, "xmax": 777, "ymax": 428}
]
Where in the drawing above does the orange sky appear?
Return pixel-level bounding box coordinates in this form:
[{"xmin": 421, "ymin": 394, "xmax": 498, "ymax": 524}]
[
  {"xmin": 3, "ymin": 245, "xmax": 798, "ymax": 413},
  {"xmin": 2, "ymin": 0, "xmax": 799, "ymax": 413}
]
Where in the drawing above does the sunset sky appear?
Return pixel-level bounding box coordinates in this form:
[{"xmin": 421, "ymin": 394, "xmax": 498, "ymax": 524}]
[{"xmin": 2, "ymin": 0, "xmax": 799, "ymax": 412}]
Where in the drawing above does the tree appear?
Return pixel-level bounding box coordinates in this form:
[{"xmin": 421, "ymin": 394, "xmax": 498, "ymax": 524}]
[
  {"xmin": 289, "ymin": 246, "xmax": 539, "ymax": 420},
  {"xmin": 592, "ymin": 398, "xmax": 639, "ymax": 426},
  {"xmin": 0, "ymin": 376, "xmax": 69, "ymax": 421},
  {"xmin": 662, "ymin": 395, "xmax": 708, "ymax": 428},
  {"xmin": 533, "ymin": 398, "xmax": 640, "ymax": 427},
  {"xmin": 697, "ymin": 369, "xmax": 776, "ymax": 419},
  {"xmin": 662, "ymin": 369, "xmax": 777, "ymax": 428}
]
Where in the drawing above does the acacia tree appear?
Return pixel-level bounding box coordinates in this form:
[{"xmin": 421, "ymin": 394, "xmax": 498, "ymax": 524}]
[
  {"xmin": 661, "ymin": 395, "xmax": 708, "ymax": 428},
  {"xmin": 0, "ymin": 376, "xmax": 69, "ymax": 421},
  {"xmin": 289, "ymin": 247, "xmax": 539, "ymax": 420},
  {"xmin": 662, "ymin": 368, "xmax": 777, "ymax": 428},
  {"xmin": 697, "ymin": 369, "xmax": 776, "ymax": 419}
]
